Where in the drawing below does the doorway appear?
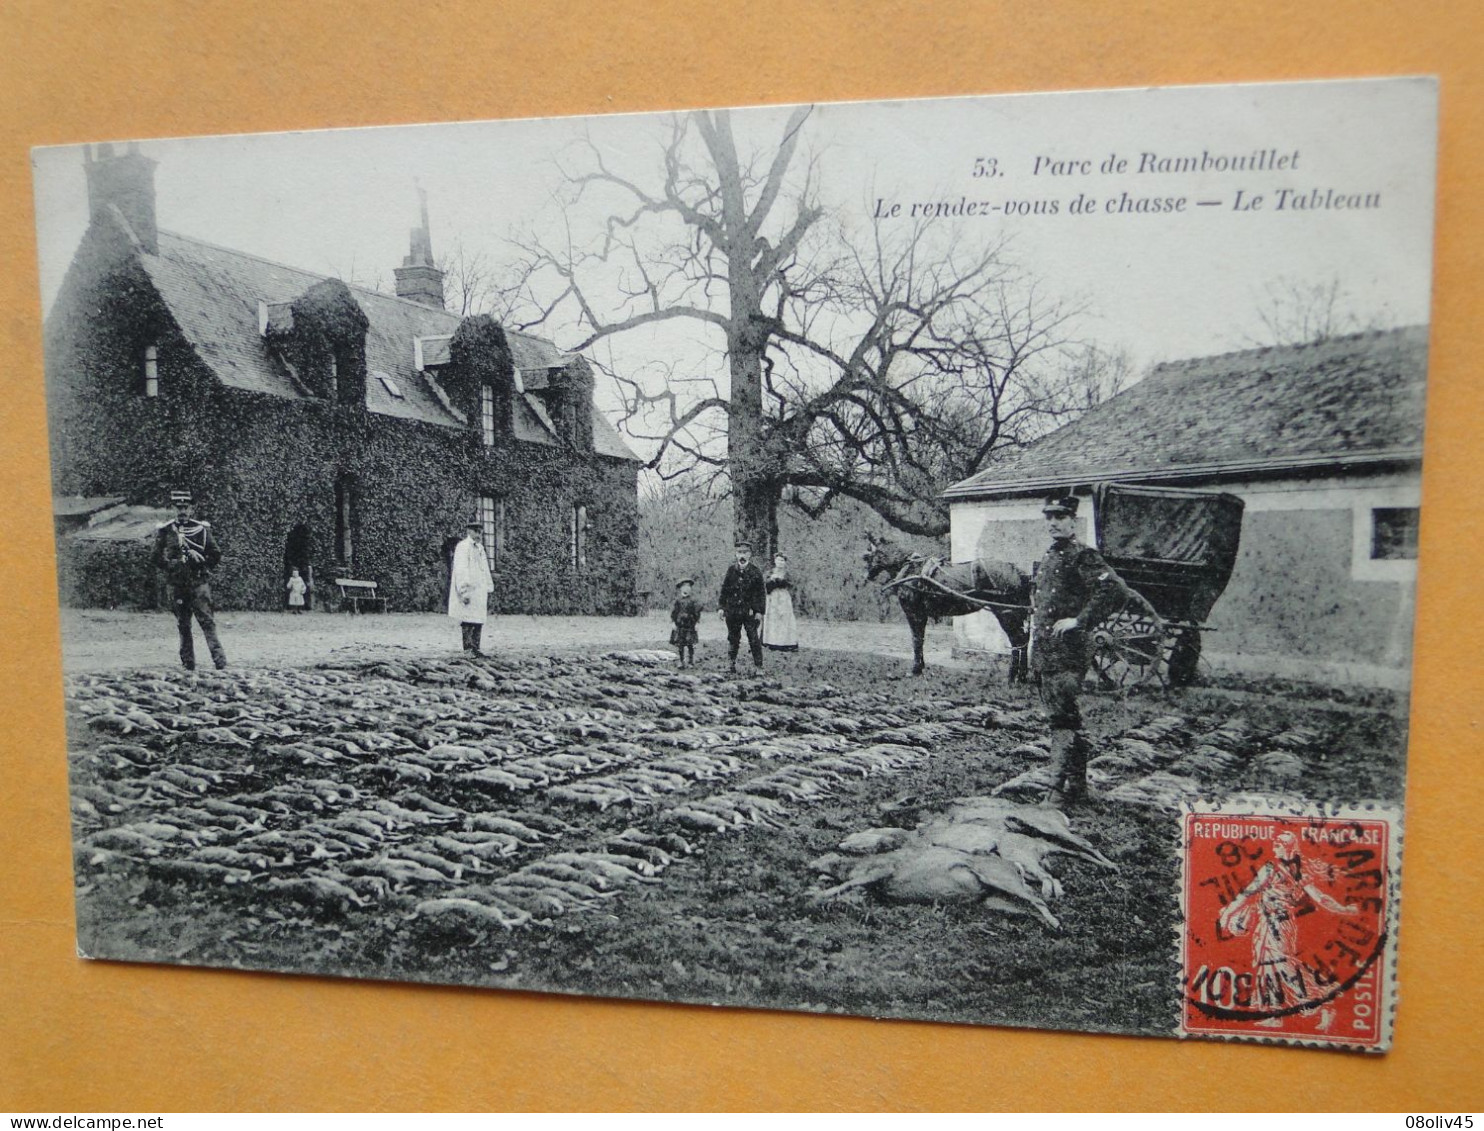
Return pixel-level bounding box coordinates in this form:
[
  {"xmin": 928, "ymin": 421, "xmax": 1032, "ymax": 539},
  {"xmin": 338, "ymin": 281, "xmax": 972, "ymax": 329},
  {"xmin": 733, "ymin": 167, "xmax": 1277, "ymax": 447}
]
[{"xmin": 284, "ymin": 523, "xmax": 314, "ymax": 610}]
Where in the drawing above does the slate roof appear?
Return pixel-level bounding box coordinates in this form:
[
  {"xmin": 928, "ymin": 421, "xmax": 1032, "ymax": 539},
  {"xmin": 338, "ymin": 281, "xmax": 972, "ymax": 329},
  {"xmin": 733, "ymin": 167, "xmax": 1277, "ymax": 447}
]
[
  {"xmin": 68, "ymin": 505, "xmax": 174, "ymax": 542},
  {"xmin": 53, "ymin": 495, "xmax": 125, "ymax": 518},
  {"xmin": 136, "ymin": 229, "xmax": 639, "ymax": 460},
  {"xmin": 944, "ymin": 326, "xmax": 1429, "ymax": 500}
]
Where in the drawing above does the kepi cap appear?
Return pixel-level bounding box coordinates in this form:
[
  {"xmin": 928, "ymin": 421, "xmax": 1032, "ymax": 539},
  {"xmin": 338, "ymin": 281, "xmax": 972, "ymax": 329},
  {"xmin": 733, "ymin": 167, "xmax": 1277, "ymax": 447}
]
[
  {"xmin": 465, "ymin": 518, "xmax": 483, "ymax": 530},
  {"xmin": 170, "ymin": 489, "xmax": 193, "ymax": 506},
  {"xmin": 676, "ymin": 577, "xmax": 694, "ymax": 589},
  {"xmin": 734, "ymin": 540, "xmax": 752, "ymax": 551},
  {"xmin": 1042, "ymin": 493, "xmax": 1079, "ymax": 517}
]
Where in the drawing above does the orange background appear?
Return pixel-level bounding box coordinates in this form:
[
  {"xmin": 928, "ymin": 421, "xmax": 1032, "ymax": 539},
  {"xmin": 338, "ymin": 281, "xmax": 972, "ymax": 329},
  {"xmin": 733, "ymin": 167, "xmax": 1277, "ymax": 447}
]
[{"xmin": 2, "ymin": 0, "xmax": 1481, "ymax": 1112}]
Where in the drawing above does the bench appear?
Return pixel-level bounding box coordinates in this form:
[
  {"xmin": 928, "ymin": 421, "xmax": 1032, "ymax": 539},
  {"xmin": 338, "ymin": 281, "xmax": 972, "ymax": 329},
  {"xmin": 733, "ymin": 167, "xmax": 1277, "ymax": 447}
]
[{"xmin": 335, "ymin": 578, "xmax": 387, "ymax": 614}]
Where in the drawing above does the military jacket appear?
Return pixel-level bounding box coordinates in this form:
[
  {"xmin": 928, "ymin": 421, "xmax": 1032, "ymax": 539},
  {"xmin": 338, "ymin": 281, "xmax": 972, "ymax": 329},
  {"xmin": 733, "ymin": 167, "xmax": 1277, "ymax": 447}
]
[
  {"xmin": 152, "ymin": 519, "xmax": 222, "ymax": 587},
  {"xmin": 719, "ymin": 563, "xmax": 767, "ymax": 618},
  {"xmin": 1031, "ymin": 537, "xmax": 1128, "ymax": 672}
]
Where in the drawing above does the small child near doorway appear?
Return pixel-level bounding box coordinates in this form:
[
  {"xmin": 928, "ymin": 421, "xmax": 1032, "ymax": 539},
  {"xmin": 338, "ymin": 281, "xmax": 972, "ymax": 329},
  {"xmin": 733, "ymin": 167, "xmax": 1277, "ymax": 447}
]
[
  {"xmin": 286, "ymin": 568, "xmax": 307, "ymax": 613},
  {"xmin": 670, "ymin": 578, "xmax": 700, "ymax": 666}
]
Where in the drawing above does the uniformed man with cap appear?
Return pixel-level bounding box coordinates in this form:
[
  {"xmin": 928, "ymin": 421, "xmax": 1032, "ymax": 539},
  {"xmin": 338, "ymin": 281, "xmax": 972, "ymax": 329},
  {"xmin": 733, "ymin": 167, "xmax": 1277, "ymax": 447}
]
[
  {"xmin": 719, "ymin": 541, "xmax": 766, "ymax": 673},
  {"xmin": 152, "ymin": 489, "xmax": 228, "ymax": 670},
  {"xmin": 1032, "ymin": 492, "xmax": 1128, "ymax": 804}
]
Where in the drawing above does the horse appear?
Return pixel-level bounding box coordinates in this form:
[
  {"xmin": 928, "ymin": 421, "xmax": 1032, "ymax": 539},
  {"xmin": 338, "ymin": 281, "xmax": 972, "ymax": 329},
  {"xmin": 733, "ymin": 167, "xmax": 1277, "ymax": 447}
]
[{"xmin": 864, "ymin": 534, "xmax": 1033, "ymax": 680}]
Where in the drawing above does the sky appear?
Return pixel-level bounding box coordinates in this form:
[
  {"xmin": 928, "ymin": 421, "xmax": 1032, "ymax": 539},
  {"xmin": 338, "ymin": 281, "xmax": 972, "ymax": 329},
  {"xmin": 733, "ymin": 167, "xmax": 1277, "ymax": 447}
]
[{"xmin": 31, "ymin": 77, "xmax": 1437, "ymax": 448}]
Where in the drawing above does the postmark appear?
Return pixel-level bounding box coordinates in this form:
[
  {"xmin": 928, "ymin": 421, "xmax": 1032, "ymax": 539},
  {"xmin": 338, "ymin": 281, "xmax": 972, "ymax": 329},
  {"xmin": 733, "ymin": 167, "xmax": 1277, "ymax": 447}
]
[{"xmin": 1178, "ymin": 800, "xmax": 1400, "ymax": 1050}]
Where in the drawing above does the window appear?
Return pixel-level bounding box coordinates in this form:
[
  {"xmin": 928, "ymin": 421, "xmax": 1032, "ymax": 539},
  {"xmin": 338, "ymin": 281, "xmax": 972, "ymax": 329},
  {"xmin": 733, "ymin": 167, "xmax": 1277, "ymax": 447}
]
[
  {"xmin": 479, "ymin": 495, "xmax": 506, "ymax": 564},
  {"xmin": 547, "ymin": 388, "xmax": 577, "ymax": 444},
  {"xmin": 375, "ymin": 371, "xmax": 404, "ymax": 399},
  {"xmin": 142, "ymin": 344, "xmax": 158, "ymax": 397},
  {"xmin": 563, "ymin": 397, "xmax": 578, "ymax": 444},
  {"xmin": 334, "ymin": 477, "xmax": 354, "ymax": 565},
  {"xmin": 327, "ymin": 351, "xmax": 339, "ymax": 398},
  {"xmin": 480, "ymin": 384, "xmax": 495, "ymax": 445},
  {"xmin": 569, "ymin": 504, "xmax": 587, "ymax": 570},
  {"xmin": 1371, "ymin": 507, "xmax": 1419, "ymax": 561}
]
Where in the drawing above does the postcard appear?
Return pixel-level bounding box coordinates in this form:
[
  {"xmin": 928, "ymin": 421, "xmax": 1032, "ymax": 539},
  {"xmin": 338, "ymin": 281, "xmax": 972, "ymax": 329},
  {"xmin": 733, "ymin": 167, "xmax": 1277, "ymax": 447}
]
[{"xmin": 34, "ymin": 75, "xmax": 1434, "ymax": 1049}]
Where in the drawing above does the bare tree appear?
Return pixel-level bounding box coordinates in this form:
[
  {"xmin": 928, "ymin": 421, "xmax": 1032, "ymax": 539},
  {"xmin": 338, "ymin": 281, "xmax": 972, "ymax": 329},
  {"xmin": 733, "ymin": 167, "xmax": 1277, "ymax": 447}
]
[
  {"xmin": 439, "ymin": 241, "xmax": 541, "ymax": 321},
  {"xmin": 1246, "ymin": 274, "xmax": 1395, "ymax": 347},
  {"xmin": 324, "ymin": 254, "xmax": 387, "ymax": 297},
  {"xmin": 519, "ymin": 109, "xmax": 1080, "ymax": 552},
  {"xmin": 1038, "ymin": 343, "xmax": 1134, "ymax": 418}
]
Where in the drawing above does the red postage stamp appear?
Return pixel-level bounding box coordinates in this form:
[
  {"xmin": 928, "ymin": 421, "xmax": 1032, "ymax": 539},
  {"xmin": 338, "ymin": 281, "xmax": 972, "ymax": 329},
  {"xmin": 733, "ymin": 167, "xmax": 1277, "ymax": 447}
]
[{"xmin": 1178, "ymin": 804, "xmax": 1399, "ymax": 1050}]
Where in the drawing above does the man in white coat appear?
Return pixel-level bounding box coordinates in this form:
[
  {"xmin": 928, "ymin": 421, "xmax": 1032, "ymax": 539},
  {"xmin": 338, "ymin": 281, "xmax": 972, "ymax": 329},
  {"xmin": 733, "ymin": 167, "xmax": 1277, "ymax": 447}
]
[{"xmin": 448, "ymin": 519, "xmax": 494, "ymax": 656}]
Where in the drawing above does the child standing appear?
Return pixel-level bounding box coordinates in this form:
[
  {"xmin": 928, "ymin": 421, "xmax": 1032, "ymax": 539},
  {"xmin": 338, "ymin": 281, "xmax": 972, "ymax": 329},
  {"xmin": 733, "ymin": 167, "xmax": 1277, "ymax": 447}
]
[
  {"xmin": 670, "ymin": 578, "xmax": 701, "ymax": 666},
  {"xmin": 286, "ymin": 567, "xmax": 307, "ymax": 614}
]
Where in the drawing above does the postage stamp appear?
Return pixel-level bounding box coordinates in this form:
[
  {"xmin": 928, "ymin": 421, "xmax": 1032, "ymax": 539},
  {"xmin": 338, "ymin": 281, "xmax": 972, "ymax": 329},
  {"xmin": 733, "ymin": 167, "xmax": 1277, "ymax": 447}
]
[{"xmin": 1179, "ymin": 800, "xmax": 1401, "ymax": 1050}]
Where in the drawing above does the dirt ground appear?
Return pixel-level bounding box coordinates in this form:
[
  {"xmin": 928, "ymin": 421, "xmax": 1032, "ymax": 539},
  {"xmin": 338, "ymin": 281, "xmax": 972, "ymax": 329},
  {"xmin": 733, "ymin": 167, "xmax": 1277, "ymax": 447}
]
[
  {"xmin": 58, "ymin": 608, "xmax": 961, "ymax": 674},
  {"xmin": 59, "ymin": 611, "xmax": 1409, "ymax": 1039}
]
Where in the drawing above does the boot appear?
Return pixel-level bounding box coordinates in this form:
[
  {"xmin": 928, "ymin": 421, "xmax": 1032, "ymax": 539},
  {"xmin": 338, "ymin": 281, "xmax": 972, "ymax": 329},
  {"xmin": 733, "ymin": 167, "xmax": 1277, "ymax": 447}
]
[{"xmin": 1043, "ymin": 728, "xmax": 1088, "ymax": 807}]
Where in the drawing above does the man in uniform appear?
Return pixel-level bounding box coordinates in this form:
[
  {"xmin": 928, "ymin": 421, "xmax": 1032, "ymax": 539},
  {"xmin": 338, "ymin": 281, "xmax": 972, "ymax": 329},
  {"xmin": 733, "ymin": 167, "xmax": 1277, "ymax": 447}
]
[
  {"xmin": 1032, "ymin": 492, "xmax": 1128, "ymax": 805},
  {"xmin": 719, "ymin": 540, "xmax": 767, "ymax": 673},
  {"xmin": 152, "ymin": 489, "xmax": 228, "ymax": 670}
]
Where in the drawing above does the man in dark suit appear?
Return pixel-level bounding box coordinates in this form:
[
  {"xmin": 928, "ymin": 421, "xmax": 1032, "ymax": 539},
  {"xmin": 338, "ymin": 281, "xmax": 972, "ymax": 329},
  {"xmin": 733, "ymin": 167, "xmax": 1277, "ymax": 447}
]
[{"xmin": 719, "ymin": 541, "xmax": 767, "ymax": 673}]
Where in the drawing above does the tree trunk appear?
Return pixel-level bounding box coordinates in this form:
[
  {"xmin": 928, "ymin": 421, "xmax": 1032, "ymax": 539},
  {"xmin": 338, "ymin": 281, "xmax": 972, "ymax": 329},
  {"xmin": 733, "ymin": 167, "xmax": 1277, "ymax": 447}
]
[
  {"xmin": 726, "ymin": 262, "xmax": 778, "ymax": 558},
  {"xmin": 733, "ymin": 476, "xmax": 778, "ymax": 561}
]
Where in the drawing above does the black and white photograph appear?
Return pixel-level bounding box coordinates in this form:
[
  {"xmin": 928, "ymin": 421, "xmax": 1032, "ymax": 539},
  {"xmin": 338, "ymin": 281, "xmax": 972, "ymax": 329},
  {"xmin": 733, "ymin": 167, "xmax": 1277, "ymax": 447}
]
[{"xmin": 33, "ymin": 76, "xmax": 1435, "ymax": 1047}]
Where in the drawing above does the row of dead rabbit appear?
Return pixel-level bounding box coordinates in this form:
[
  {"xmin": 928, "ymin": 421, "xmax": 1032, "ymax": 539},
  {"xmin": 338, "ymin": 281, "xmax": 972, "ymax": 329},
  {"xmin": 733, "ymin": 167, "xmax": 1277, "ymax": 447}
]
[{"xmin": 69, "ymin": 652, "xmax": 1329, "ymax": 937}]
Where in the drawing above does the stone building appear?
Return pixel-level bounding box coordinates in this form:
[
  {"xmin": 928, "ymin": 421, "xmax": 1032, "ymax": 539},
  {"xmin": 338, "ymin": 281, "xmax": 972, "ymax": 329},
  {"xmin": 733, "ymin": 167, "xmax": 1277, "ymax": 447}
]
[
  {"xmin": 46, "ymin": 144, "xmax": 642, "ymax": 614},
  {"xmin": 944, "ymin": 328, "xmax": 1428, "ymax": 688}
]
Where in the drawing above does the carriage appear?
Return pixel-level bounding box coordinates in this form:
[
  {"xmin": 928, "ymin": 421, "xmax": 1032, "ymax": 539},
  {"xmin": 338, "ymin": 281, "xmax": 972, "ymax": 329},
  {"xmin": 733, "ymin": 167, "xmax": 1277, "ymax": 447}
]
[
  {"xmin": 1075, "ymin": 483, "xmax": 1245, "ymax": 689},
  {"xmin": 868, "ymin": 482, "xmax": 1245, "ymax": 689}
]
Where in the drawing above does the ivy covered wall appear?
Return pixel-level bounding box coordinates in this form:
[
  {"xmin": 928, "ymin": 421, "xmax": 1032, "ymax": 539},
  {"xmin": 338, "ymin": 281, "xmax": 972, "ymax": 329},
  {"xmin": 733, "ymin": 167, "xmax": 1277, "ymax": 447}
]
[{"xmin": 45, "ymin": 226, "xmax": 640, "ymax": 615}]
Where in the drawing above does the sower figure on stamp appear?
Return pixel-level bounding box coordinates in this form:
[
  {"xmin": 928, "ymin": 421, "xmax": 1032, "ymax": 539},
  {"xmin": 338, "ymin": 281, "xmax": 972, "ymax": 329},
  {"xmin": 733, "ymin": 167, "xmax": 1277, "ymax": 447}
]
[
  {"xmin": 152, "ymin": 488, "xmax": 227, "ymax": 670},
  {"xmin": 448, "ymin": 519, "xmax": 494, "ymax": 657},
  {"xmin": 1218, "ymin": 830, "xmax": 1359, "ymax": 1028},
  {"xmin": 1032, "ymin": 493, "xmax": 1128, "ymax": 805},
  {"xmin": 719, "ymin": 541, "xmax": 766, "ymax": 673}
]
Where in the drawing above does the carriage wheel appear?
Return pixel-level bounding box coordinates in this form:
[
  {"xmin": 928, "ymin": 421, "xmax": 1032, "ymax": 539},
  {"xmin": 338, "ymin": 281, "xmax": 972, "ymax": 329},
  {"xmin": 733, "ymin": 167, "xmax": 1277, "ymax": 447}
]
[{"xmin": 1089, "ymin": 597, "xmax": 1168, "ymax": 691}]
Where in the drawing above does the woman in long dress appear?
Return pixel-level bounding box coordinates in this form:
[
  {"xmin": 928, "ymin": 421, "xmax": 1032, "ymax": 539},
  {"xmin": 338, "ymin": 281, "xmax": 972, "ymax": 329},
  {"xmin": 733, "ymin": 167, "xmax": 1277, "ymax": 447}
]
[{"xmin": 763, "ymin": 553, "xmax": 799, "ymax": 652}]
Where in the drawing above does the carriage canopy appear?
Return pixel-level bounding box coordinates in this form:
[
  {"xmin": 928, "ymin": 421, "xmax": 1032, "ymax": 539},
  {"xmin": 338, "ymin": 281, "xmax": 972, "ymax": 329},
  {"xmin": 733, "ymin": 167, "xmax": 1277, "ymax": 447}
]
[{"xmin": 1093, "ymin": 483, "xmax": 1245, "ymax": 624}]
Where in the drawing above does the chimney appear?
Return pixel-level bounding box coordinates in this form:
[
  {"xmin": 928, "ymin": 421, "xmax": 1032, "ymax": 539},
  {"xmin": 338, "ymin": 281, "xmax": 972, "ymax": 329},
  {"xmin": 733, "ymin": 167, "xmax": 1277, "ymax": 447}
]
[
  {"xmin": 84, "ymin": 142, "xmax": 159, "ymax": 254},
  {"xmin": 393, "ymin": 184, "xmax": 446, "ymax": 308}
]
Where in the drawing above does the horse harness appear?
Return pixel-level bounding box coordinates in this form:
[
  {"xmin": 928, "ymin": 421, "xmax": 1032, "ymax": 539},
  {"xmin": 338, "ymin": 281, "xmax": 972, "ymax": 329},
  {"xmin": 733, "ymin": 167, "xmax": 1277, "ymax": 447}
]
[{"xmin": 881, "ymin": 555, "xmax": 1027, "ymax": 613}]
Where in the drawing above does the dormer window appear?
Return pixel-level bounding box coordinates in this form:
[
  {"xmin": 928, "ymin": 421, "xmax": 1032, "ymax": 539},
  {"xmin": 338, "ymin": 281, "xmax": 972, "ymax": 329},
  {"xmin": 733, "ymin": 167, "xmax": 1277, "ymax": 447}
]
[
  {"xmin": 141, "ymin": 344, "xmax": 158, "ymax": 397},
  {"xmin": 481, "ymin": 384, "xmax": 495, "ymax": 446},
  {"xmin": 413, "ymin": 335, "xmax": 451, "ymax": 372},
  {"xmin": 267, "ymin": 280, "xmax": 368, "ymax": 404},
  {"xmin": 562, "ymin": 396, "xmax": 578, "ymax": 443},
  {"xmin": 375, "ymin": 371, "xmax": 404, "ymax": 399}
]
